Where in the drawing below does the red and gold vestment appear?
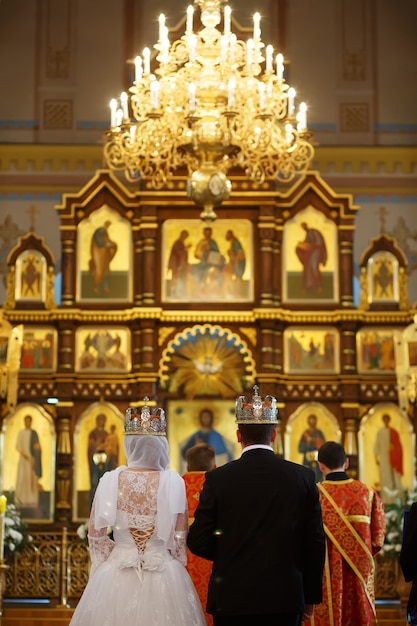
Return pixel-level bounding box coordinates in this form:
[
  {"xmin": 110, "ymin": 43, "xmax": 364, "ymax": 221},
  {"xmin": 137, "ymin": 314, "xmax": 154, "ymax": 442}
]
[
  {"xmin": 308, "ymin": 478, "xmax": 386, "ymax": 626},
  {"xmin": 183, "ymin": 471, "xmax": 213, "ymax": 626}
]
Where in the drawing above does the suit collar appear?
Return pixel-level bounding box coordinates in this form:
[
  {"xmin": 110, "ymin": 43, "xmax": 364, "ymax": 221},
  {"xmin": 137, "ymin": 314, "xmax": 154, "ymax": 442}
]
[{"xmin": 241, "ymin": 444, "xmax": 274, "ymax": 455}]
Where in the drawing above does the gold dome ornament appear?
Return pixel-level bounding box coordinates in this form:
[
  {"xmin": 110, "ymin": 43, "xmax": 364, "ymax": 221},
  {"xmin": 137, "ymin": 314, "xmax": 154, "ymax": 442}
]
[{"xmin": 187, "ymin": 170, "xmax": 231, "ymax": 222}]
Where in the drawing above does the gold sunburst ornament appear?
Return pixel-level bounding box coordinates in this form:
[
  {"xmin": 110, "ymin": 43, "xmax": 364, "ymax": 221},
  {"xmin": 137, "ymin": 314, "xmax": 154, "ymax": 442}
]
[
  {"xmin": 159, "ymin": 324, "xmax": 256, "ymax": 398},
  {"xmin": 104, "ymin": 0, "xmax": 314, "ymax": 222}
]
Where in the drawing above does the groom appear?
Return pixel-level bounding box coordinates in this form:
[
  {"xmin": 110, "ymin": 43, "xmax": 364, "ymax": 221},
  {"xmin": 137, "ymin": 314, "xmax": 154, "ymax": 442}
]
[{"xmin": 187, "ymin": 387, "xmax": 326, "ymax": 626}]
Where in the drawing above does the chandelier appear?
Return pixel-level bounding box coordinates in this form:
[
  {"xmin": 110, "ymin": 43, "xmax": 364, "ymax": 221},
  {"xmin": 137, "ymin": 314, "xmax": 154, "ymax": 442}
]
[{"xmin": 104, "ymin": 0, "xmax": 314, "ymax": 221}]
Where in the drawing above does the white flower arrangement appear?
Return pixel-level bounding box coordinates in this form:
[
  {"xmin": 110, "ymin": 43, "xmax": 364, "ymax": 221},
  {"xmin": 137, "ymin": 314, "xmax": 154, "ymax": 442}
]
[
  {"xmin": 76, "ymin": 521, "xmax": 89, "ymax": 542},
  {"xmin": 3, "ymin": 503, "xmax": 32, "ymax": 558},
  {"xmin": 76, "ymin": 521, "xmax": 112, "ymax": 543},
  {"xmin": 380, "ymin": 483, "xmax": 417, "ymax": 556}
]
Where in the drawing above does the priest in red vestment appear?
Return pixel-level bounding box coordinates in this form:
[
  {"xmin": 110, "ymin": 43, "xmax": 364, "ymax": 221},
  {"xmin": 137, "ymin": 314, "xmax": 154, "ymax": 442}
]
[
  {"xmin": 306, "ymin": 441, "xmax": 386, "ymax": 626},
  {"xmin": 183, "ymin": 444, "xmax": 216, "ymax": 626}
]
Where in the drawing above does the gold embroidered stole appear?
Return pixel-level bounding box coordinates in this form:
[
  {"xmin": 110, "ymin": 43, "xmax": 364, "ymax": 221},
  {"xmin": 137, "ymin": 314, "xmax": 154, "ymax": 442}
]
[{"xmin": 317, "ymin": 482, "xmax": 376, "ymax": 617}]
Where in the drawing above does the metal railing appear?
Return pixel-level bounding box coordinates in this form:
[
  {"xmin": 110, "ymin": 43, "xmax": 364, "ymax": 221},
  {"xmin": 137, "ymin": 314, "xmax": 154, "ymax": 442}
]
[{"xmin": 3, "ymin": 530, "xmax": 89, "ymax": 608}]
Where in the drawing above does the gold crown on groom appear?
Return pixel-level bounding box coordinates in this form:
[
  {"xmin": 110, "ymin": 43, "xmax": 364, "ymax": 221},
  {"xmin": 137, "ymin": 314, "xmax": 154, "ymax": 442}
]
[
  {"xmin": 124, "ymin": 397, "xmax": 166, "ymax": 436},
  {"xmin": 235, "ymin": 385, "xmax": 278, "ymax": 424}
]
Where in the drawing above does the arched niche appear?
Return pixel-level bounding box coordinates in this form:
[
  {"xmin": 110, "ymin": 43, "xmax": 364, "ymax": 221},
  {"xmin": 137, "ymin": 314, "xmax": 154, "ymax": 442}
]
[
  {"xmin": 358, "ymin": 402, "xmax": 415, "ymax": 504},
  {"xmin": 285, "ymin": 402, "xmax": 341, "ymax": 481},
  {"xmin": 4, "ymin": 232, "xmax": 56, "ymax": 310},
  {"xmin": 359, "ymin": 233, "xmax": 409, "ymax": 311},
  {"xmin": 73, "ymin": 401, "xmax": 124, "ymax": 520},
  {"xmin": 1, "ymin": 402, "xmax": 56, "ymax": 522}
]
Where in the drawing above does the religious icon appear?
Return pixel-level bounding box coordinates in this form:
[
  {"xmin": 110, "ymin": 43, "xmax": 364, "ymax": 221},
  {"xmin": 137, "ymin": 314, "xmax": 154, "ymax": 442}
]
[
  {"xmin": 15, "ymin": 249, "xmax": 47, "ymax": 302},
  {"xmin": 284, "ymin": 327, "xmax": 339, "ymax": 373},
  {"xmin": 357, "ymin": 328, "xmax": 396, "ymax": 374},
  {"xmin": 77, "ymin": 206, "xmax": 131, "ymax": 302},
  {"xmin": 2, "ymin": 405, "xmax": 55, "ymax": 522},
  {"xmin": 283, "ymin": 208, "xmax": 338, "ymax": 303},
  {"xmin": 74, "ymin": 403, "xmax": 125, "ymax": 519},
  {"xmin": 162, "ymin": 219, "xmax": 253, "ymax": 302},
  {"xmin": 168, "ymin": 399, "xmax": 239, "ymax": 474},
  {"xmin": 75, "ymin": 326, "xmax": 130, "ymax": 373},
  {"xmin": 367, "ymin": 251, "xmax": 399, "ymax": 303},
  {"xmin": 20, "ymin": 326, "xmax": 57, "ymax": 372}
]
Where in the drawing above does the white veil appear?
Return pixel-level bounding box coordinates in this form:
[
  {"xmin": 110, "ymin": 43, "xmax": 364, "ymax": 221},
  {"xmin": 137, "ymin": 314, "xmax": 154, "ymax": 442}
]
[{"xmin": 123, "ymin": 434, "xmax": 170, "ymax": 470}]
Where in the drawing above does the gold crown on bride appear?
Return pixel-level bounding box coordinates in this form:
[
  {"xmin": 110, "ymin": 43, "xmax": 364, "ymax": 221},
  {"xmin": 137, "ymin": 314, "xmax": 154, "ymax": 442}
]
[
  {"xmin": 235, "ymin": 385, "xmax": 278, "ymax": 424},
  {"xmin": 124, "ymin": 397, "xmax": 166, "ymax": 436}
]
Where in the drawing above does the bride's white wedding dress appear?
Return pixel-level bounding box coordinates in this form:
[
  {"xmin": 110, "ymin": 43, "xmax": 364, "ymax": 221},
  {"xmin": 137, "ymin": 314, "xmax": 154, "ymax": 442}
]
[{"xmin": 70, "ymin": 467, "xmax": 206, "ymax": 626}]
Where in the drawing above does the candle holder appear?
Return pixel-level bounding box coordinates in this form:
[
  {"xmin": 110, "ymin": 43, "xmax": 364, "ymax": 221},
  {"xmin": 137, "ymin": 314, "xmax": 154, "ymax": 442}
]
[{"xmin": 0, "ymin": 559, "xmax": 10, "ymax": 620}]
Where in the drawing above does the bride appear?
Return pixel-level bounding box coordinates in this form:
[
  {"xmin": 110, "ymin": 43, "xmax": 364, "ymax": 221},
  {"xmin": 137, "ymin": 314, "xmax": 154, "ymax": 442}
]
[{"xmin": 70, "ymin": 403, "xmax": 206, "ymax": 626}]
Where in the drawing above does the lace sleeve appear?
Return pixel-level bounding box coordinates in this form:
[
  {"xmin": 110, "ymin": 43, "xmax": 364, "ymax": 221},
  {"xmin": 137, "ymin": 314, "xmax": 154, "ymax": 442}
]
[
  {"xmin": 173, "ymin": 511, "xmax": 188, "ymax": 566},
  {"xmin": 88, "ymin": 495, "xmax": 115, "ymax": 576}
]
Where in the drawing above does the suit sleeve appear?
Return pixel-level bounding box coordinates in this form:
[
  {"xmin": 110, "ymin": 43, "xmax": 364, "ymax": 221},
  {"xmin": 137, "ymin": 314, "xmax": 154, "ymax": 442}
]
[
  {"xmin": 400, "ymin": 502, "xmax": 417, "ymax": 582},
  {"xmin": 187, "ymin": 472, "xmax": 217, "ymax": 561}
]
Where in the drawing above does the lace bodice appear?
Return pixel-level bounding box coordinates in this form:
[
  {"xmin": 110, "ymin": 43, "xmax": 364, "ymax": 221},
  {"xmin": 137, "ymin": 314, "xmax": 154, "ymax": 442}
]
[
  {"xmin": 116, "ymin": 470, "xmax": 158, "ymax": 551},
  {"xmin": 88, "ymin": 469, "xmax": 188, "ymax": 574}
]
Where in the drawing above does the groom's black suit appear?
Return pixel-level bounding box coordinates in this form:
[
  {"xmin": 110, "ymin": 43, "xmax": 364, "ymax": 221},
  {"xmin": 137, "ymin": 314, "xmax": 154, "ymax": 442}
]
[{"xmin": 187, "ymin": 447, "xmax": 325, "ymax": 623}]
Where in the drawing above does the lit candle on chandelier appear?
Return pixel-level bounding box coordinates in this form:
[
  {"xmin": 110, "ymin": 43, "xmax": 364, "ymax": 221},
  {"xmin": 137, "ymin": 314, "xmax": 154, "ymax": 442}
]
[
  {"xmin": 188, "ymin": 34, "xmax": 197, "ymax": 63},
  {"xmin": 120, "ymin": 92, "xmax": 129, "ymax": 121},
  {"xmin": 188, "ymin": 82, "xmax": 196, "ymax": 113},
  {"xmin": 228, "ymin": 79, "xmax": 235, "ymax": 108},
  {"xmin": 285, "ymin": 123, "xmax": 293, "ymax": 144},
  {"xmin": 253, "ymin": 12, "xmax": 261, "ymax": 40},
  {"xmin": 143, "ymin": 47, "xmax": 151, "ymax": 75},
  {"xmin": 109, "ymin": 98, "xmax": 118, "ymax": 128},
  {"xmin": 266, "ymin": 45, "xmax": 273, "ymax": 72},
  {"xmin": 276, "ymin": 53, "xmax": 284, "ymax": 80},
  {"xmin": 0, "ymin": 494, "xmax": 7, "ymax": 562},
  {"xmin": 186, "ymin": 5, "xmax": 194, "ymax": 34},
  {"xmin": 288, "ymin": 87, "xmax": 296, "ymax": 116},
  {"xmin": 259, "ymin": 82, "xmax": 266, "ymax": 110},
  {"xmin": 246, "ymin": 38, "xmax": 254, "ymax": 69},
  {"xmin": 134, "ymin": 56, "xmax": 143, "ymax": 83},
  {"xmin": 158, "ymin": 14, "xmax": 166, "ymax": 44},
  {"xmin": 224, "ymin": 5, "xmax": 231, "ymax": 36},
  {"xmin": 297, "ymin": 102, "xmax": 307, "ymax": 131},
  {"xmin": 162, "ymin": 26, "xmax": 170, "ymax": 63},
  {"xmin": 150, "ymin": 80, "xmax": 160, "ymax": 109},
  {"xmin": 220, "ymin": 35, "xmax": 228, "ymax": 62},
  {"xmin": 229, "ymin": 33, "xmax": 236, "ymax": 63}
]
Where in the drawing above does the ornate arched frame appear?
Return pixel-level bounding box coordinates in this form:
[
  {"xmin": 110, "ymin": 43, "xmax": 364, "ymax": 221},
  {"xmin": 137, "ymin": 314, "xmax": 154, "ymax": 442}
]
[
  {"xmin": 5, "ymin": 232, "xmax": 56, "ymax": 311},
  {"xmin": 73, "ymin": 400, "xmax": 124, "ymax": 521},
  {"xmin": 358, "ymin": 401, "xmax": 415, "ymax": 498},
  {"xmin": 285, "ymin": 401, "xmax": 342, "ymax": 466},
  {"xmin": 1, "ymin": 402, "xmax": 56, "ymax": 522},
  {"xmin": 358, "ymin": 232, "xmax": 409, "ymax": 311}
]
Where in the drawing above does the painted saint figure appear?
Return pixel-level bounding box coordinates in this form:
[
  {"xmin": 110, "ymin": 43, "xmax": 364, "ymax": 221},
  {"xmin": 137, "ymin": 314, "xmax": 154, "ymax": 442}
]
[
  {"xmin": 192, "ymin": 227, "xmax": 225, "ymax": 293},
  {"xmin": 296, "ymin": 222, "xmax": 327, "ymax": 295},
  {"xmin": 167, "ymin": 229, "xmax": 191, "ymax": 297},
  {"xmin": 88, "ymin": 413, "xmax": 109, "ymax": 504},
  {"xmin": 15, "ymin": 414, "xmax": 42, "ymax": 511},
  {"xmin": 374, "ymin": 413, "xmax": 403, "ymax": 503},
  {"xmin": 89, "ymin": 221, "xmax": 117, "ymax": 296},
  {"xmin": 298, "ymin": 414, "xmax": 326, "ymax": 482},
  {"xmin": 181, "ymin": 408, "xmax": 233, "ymax": 469},
  {"xmin": 104, "ymin": 424, "xmax": 120, "ymax": 470}
]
